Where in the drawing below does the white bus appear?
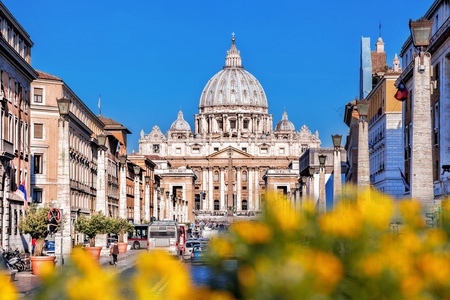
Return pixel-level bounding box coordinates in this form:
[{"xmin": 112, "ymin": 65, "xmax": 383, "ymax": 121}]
[{"xmin": 147, "ymin": 221, "xmax": 178, "ymax": 255}]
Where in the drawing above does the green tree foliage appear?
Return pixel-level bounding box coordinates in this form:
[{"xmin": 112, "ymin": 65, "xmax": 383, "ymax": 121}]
[
  {"xmin": 105, "ymin": 217, "xmax": 134, "ymax": 243},
  {"xmin": 17, "ymin": 205, "xmax": 51, "ymax": 256},
  {"xmin": 75, "ymin": 211, "xmax": 107, "ymax": 247}
]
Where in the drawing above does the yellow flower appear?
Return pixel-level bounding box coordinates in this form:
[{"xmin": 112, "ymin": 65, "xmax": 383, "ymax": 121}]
[
  {"xmin": 425, "ymin": 229, "xmax": 447, "ymax": 248},
  {"xmin": 401, "ymin": 273, "xmax": 424, "ymax": 298},
  {"xmin": 418, "ymin": 253, "xmax": 450, "ymax": 286},
  {"xmin": 399, "ymin": 200, "xmax": 425, "ymax": 228},
  {"xmin": 0, "ymin": 271, "xmax": 18, "ymax": 300},
  {"xmin": 265, "ymin": 193, "xmax": 301, "ymax": 231},
  {"xmin": 210, "ymin": 238, "xmax": 234, "ymax": 259},
  {"xmin": 237, "ymin": 265, "xmax": 255, "ymax": 287},
  {"xmin": 232, "ymin": 221, "xmax": 273, "ymax": 244},
  {"xmin": 300, "ymin": 250, "xmax": 343, "ymax": 293},
  {"xmin": 357, "ymin": 189, "xmax": 393, "ymax": 230},
  {"xmin": 193, "ymin": 287, "xmax": 235, "ymax": 300},
  {"xmin": 319, "ymin": 203, "xmax": 363, "ymax": 239},
  {"xmin": 362, "ymin": 253, "xmax": 383, "ymax": 278}
]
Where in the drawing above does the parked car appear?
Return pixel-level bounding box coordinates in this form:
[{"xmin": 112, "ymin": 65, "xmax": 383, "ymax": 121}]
[
  {"xmin": 183, "ymin": 240, "xmax": 204, "ymax": 261},
  {"xmin": 42, "ymin": 241, "xmax": 55, "ymax": 256},
  {"xmin": 191, "ymin": 244, "xmax": 208, "ymax": 265}
]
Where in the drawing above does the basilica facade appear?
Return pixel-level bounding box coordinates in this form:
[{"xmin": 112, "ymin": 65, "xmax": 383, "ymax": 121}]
[{"xmin": 138, "ymin": 38, "xmax": 321, "ymax": 221}]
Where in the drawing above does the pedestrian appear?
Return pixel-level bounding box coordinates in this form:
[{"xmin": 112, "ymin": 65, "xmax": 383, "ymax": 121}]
[
  {"xmin": 110, "ymin": 241, "xmax": 119, "ymax": 266},
  {"xmin": 31, "ymin": 238, "xmax": 36, "ymax": 256}
]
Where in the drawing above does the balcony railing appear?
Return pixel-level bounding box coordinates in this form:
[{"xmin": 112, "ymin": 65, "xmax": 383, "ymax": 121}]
[{"xmin": 0, "ymin": 140, "xmax": 14, "ymax": 160}]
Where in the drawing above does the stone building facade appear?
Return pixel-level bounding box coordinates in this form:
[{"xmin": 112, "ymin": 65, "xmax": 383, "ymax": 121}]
[
  {"xmin": 0, "ymin": 2, "xmax": 38, "ymax": 251},
  {"xmin": 139, "ymin": 38, "xmax": 321, "ymax": 221},
  {"xmin": 398, "ymin": 0, "xmax": 450, "ymax": 203}
]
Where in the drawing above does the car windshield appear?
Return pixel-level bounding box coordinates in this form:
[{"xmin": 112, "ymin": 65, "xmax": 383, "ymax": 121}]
[
  {"xmin": 186, "ymin": 242, "xmax": 200, "ymax": 248},
  {"xmin": 193, "ymin": 245, "xmax": 208, "ymax": 252}
]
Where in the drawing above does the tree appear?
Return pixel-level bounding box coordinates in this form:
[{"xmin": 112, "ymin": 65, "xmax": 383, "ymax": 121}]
[
  {"xmin": 106, "ymin": 217, "xmax": 134, "ymax": 243},
  {"xmin": 17, "ymin": 205, "xmax": 51, "ymax": 256},
  {"xmin": 75, "ymin": 211, "xmax": 107, "ymax": 247}
]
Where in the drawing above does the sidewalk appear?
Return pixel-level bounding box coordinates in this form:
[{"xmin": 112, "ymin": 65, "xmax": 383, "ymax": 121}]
[{"xmin": 14, "ymin": 249, "xmax": 145, "ymax": 298}]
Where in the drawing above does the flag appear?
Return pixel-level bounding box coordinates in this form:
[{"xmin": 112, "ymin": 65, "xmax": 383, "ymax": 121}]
[
  {"xmin": 117, "ymin": 142, "xmax": 121, "ymax": 156},
  {"xmin": 15, "ymin": 181, "xmax": 28, "ymax": 209},
  {"xmin": 98, "ymin": 94, "xmax": 101, "ymax": 115},
  {"xmin": 394, "ymin": 81, "xmax": 409, "ymax": 101},
  {"xmin": 398, "ymin": 167, "xmax": 410, "ymax": 191}
]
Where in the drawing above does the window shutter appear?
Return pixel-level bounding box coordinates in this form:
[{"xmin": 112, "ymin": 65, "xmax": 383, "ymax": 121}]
[{"xmin": 34, "ymin": 124, "xmax": 43, "ymax": 139}]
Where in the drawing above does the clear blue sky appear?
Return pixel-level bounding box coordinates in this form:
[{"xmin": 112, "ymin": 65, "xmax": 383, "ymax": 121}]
[{"xmin": 3, "ymin": 0, "xmax": 431, "ymax": 151}]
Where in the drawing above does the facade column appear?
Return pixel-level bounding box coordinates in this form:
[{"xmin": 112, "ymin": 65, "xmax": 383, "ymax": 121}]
[
  {"xmin": 144, "ymin": 181, "xmax": 150, "ymax": 221},
  {"xmin": 153, "ymin": 188, "xmax": 158, "ymax": 220},
  {"xmin": 236, "ymin": 167, "xmax": 241, "ymax": 211},
  {"xmin": 209, "ymin": 168, "xmax": 213, "ymax": 211},
  {"xmin": 248, "ymin": 167, "xmax": 253, "ymax": 211},
  {"xmin": 309, "ymin": 172, "xmax": 315, "ymax": 200},
  {"xmin": 167, "ymin": 191, "xmax": 171, "ymax": 221},
  {"xmin": 357, "ymin": 114, "xmax": 370, "ymax": 189},
  {"xmin": 201, "ymin": 167, "xmax": 206, "ymax": 210},
  {"xmin": 411, "ymin": 54, "xmax": 434, "ymax": 213},
  {"xmin": 119, "ymin": 163, "xmax": 127, "ymax": 219},
  {"xmin": 254, "ymin": 169, "xmax": 259, "ymax": 210},
  {"xmin": 56, "ymin": 117, "xmax": 71, "ymax": 264},
  {"xmin": 319, "ymin": 165, "xmax": 326, "ymax": 214},
  {"xmin": 134, "ymin": 173, "xmax": 141, "ymax": 224},
  {"xmin": 95, "ymin": 146, "xmax": 107, "ymax": 248},
  {"xmin": 220, "ymin": 167, "xmax": 225, "ymax": 211}
]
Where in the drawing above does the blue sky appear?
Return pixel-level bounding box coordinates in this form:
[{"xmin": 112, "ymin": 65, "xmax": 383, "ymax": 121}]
[{"xmin": 3, "ymin": 0, "xmax": 431, "ymax": 151}]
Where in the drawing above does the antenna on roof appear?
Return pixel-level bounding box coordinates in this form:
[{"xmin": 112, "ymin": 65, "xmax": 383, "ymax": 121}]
[{"xmin": 379, "ymin": 21, "xmax": 381, "ymax": 37}]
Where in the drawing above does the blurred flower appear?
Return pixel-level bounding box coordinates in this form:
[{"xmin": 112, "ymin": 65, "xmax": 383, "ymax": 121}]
[
  {"xmin": 0, "ymin": 272, "xmax": 18, "ymax": 300},
  {"xmin": 232, "ymin": 221, "xmax": 272, "ymax": 244},
  {"xmin": 319, "ymin": 203, "xmax": 363, "ymax": 239},
  {"xmin": 210, "ymin": 238, "xmax": 234, "ymax": 259},
  {"xmin": 357, "ymin": 189, "xmax": 393, "ymax": 230},
  {"xmin": 399, "ymin": 200, "xmax": 425, "ymax": 229},
  {"xmin": 237, "ymin": 265, "xmax": 255, "ymax": 287}
]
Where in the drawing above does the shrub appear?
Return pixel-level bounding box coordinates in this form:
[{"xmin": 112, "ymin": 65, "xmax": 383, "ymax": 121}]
[{"xmin": 17, "ymin": 205, "xmax": 51, "ymax": 256}]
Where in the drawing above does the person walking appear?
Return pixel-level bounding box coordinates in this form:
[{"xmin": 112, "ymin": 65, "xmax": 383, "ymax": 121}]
[
  {"xmin": 31, "ymin": 238, "xmax": 36, "ymax": 256},
  {"xmin": 110, "ymin": 241, "xmax": 119, "ymax": 266}
]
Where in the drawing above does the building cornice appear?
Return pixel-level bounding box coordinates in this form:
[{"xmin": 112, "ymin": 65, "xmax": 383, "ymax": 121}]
[
  {"xmin": 0, "ymin": 37, "xmax": 38, "ymax": 81},
  {"xmin": 0, "ymin": 2, "xmax": 33, "ymax": 45}
]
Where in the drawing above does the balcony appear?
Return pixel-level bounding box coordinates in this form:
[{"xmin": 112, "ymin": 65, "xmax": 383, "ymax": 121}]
[{"xmin": 0, "ymin": 140, "xmax": 14, "ymax": 160}]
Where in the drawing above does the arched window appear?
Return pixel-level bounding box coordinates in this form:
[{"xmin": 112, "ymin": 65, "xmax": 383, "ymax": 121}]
[
  {"xmin": 242, "ymin": 200, "xmax": 248, "ymax": 211},
  {"xmin": 214, "ymin": 200, "xmax": 220, "ymax": 211},
  {"xmin": 214, "ymin": 171, "xmax": 219, "ymax": 182},
  {"xmin": 242, "ymin": 172, "xmax": 247, "ymax": 182}
]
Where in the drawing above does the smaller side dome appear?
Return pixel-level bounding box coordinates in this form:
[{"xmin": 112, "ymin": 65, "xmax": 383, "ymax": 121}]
[
  {"xmin": 170, "ymin": 109, "xmax": 191, "ymax": 131},
  {"xmin": 275, "ymin": 110, "xmax": 295, "ymax": 131}
]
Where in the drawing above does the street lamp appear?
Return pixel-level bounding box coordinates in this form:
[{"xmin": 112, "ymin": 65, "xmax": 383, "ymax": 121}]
[
  {"xmin": 119, "ymin": 154, "xmax": 127, "ymax": 165},
  {"xmin": 331, "ymin": 134, "xmax": 342, "ymax": 149},
  {"xmin": 409, "ymin": 17, "xmax": 433, "ymax": 66},
  {"xmin": 408, "ymin": 17, "xmax": 434, "ymax": 215},
  {"xmin": 356, "ymin": 100, "xmax": 370, "ymax": 117},
  {"xmin": 133, "ymin": 166, "xmax": 141, "ymax": 176},
  {"xmin": 57, "ymin": 98, "xmax": 71, "ymax": 116},
  {"xmin": 331, "ymin": 134, "xmax": 342, "ymax": 209},
  {"xmin": 318, "ymin": 154, "xmax": 327, "ymax": 214},
  {"xmin": 145, "ymin": 176, "xmax": 150, "ymax": 184},
  {"xmin": 97, "ymin": 134, "xmax": 106, "ymax": 147}
]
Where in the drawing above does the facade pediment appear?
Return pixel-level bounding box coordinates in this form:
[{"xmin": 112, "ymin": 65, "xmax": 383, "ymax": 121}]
[{"xmin": 207, "ymin": 146, "xmax": 253, "ymax": 159}]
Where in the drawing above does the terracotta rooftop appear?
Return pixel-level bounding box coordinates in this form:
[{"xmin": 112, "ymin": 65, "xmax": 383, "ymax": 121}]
[
  {"xmin": 35, "ymin": 70, "xmax": 62, "ymax": 81},
  {"xmin": 98, "ymin": 115, "xmax": 131, "ymax": 134}
]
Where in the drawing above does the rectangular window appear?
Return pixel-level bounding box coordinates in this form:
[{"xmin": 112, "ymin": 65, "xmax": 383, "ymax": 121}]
[
  {"xmin": 14, "ymin": 116, "xmax": 17, "ymax": 151},
  {"xmin": 175, "ymin": 148, "xmax": 181, "ymax": 154},
  {"xmin": 33, "ymin": 87, "xmax": 43, "ymax": 103},
  {"xmin": 214, "ymin": 186, "xmax": 219, "ymax": 190},
  {"xmin": 261, "ymin": 147, "xmax": 268, "ymax": 154},
  {"xmin": 192, "ymin": 147, "xmax": 200, "ymax": 154},
  {"xmin": 242, "ymin": 147, "xmax": 247, "ymax": 153},
  {"xmin": 214, "ymin": 147, "xmax": 219, "ymax": 152},
  {"xmin": 243, "ymin": 120, "xmax": 249, "ymax": 129},
  {"xmin": 32, "ymin": 189, "xmax": 42, "ymax": 203},
  {"xmin": 230, "ymin": 120, "xmax": 236, "ymax": 129},
  {"xmin": 301, "ymin": 144, "xmax": 308, "ymax": 152},
  {"xmin": 34, "ymin": 154, "xmax": 42, "ymax": 174},
  {"xmin": 279, "ymin": 148, "xmax": 285, "ymax": 154},
  {"xmin": 14, "ymin": 81, "xmax": 18, "ymax": 105},
  {"xmin": 8, "ymin": 77, "xmax": 12, "ymax": 101},
  {"xmin": 34, "ymin": 123, "xmax": 43, "ymax": 139},
  {"xmin": 23, "ymin": 44, "xmax": 27, "ymax": 60}
]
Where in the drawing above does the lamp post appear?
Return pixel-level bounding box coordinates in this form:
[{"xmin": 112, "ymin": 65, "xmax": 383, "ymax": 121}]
[
  {"xmin": 332, "ymin": 134, "xmax": 342, "ymax": 209},
  {"xmin": 295, "ymin": 182, "xmax": 300, "ymax": 211},
  {"xmin": 409, "ymin": 17, "xmax": 434, "ymax": 214},
  {"xmin": 144, "ymin": 176, "xmax": 150, "ymax": 221},
  {"xmin": 318, "ymin": 154, "xmax": 327, "ymax": 214},
  {"xmin": 56, "ymin": 97, "xmax": 71, "ymax": 265},
  {"xmin": 119, "ymin": 154, "xmax": 127, "ymax": 219},
  {"xmin": 356, "ymin": 100, "xmax": 370, "ymax": 190},
  {"xmin": 133, "ymin": 165, "xmax": 141, "ymax": 224}
]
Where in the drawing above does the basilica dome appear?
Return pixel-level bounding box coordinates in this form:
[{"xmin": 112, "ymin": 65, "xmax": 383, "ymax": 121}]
[
  {"xmin": 170, "ymin": 109, "xmax": 191, "ymax": 131},
  {"xmin": 199, "ymin": 38, "xmax": 268, "ymax": 110},
  {"xmin": 275, "ymin": 110, "xmax": 295, "ymax": 131}
]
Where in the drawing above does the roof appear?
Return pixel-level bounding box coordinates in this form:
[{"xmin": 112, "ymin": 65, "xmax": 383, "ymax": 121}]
[
  {"xmin": 35, "ymin": 70, "xmax": 62, "ymax": 81},
  {"xmin": 98, "ymin": 115, "xmax": 131, "ymax": 134}
]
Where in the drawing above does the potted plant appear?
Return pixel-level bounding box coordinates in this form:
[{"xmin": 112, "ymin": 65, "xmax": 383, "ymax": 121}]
[
  {"xmin": 106, "ymin": 218, "xmax": 134, "ymax": 253},
  {"xmin": 17, "ymin": 205, "xmax": 55, "ymax": 275},
  {"xmin": 75, "ymin": 211, "xmax": 107, "ymax": 259}
]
